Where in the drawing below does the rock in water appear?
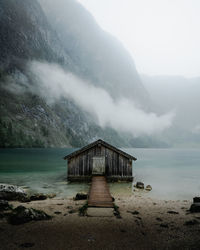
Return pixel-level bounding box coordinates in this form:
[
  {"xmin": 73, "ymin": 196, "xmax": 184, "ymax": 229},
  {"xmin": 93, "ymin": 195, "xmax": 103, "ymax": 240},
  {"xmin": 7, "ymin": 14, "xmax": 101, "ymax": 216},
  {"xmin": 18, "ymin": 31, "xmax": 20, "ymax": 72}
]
[
  {"xmin": 0, "ymin": 184, "xmax": 26, "ymax": 201},
  {"xmin": 74, "ymin": 193, "xmax": 88, "ymax": 200},
  {"xmin": 190, "ymin": 203, "xmax": 200, "ymax": 213},
  {"xmin": 136, "ymin": 182, "xmax": 144, "ymax": 189},
  {"xmin": 145, "ymin": 185, "xmax": 152, "ymax": 191},
  {"xmin": 8, "ymin": 206, "xmax": 52, "ymax": 225}
]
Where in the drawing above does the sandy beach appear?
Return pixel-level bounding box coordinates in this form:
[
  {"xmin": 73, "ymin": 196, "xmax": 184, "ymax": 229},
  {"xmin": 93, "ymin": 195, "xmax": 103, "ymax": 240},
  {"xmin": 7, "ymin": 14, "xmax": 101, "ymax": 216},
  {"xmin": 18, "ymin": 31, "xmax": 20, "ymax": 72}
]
[{"xmin": 0, "ymin": 189, "xmax": 200, "ymax": 250}]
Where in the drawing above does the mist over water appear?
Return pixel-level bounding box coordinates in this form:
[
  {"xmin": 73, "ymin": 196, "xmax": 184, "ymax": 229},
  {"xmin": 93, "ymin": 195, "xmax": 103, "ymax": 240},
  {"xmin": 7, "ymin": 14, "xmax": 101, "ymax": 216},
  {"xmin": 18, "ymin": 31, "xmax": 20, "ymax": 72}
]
[{"xmin": 29, "ymin": 61, "xmax": 174, "ymax": 137}]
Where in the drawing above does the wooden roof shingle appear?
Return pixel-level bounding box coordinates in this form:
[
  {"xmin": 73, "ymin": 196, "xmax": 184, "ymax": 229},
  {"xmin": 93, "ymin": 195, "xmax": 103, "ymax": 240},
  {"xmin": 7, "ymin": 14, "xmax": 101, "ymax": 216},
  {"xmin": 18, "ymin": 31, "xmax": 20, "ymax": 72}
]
[{"xmin": 64, "ymin": 139, "xmax": 137, "ymax": 161}]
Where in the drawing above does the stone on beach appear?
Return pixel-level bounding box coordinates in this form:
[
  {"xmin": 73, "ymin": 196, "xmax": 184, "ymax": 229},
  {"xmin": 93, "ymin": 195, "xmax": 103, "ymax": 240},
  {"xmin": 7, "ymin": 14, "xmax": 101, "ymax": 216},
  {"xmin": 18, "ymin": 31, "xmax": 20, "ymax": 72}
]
[
  {"xmin": 127, "ymin": 210, "xmax": 139, "ymax": 215},
  {"xmin": 74, "ymin": 193, "xmax": 88, "ymax": 200},
  {"xmin": 29, "ymin": 193, "xmax": 47, "ymax": 201},
  {"xmin": 167, "ymin": 210, "xmax": 179, "ymax": 214},
  {"xmin": 0, "ymin": 200, "xmax": 12, "ymax": 211},
  {"xmin": 0, "ymin": 183, "xmax": 56, "ymax": 202},
  {"xmin": 190, "ymin": 203, "xmax": 200, "ymax": 213},
  {"xmin": 193, "ymin": 197, "xmax": 200, "ymax": 203},
  {"xmin": 0, "ymin": 184, "xmax": 26, "ymax": 201},
  {"xmin": 189, "ymin": 196, "xmax": 200, "ymax": 213},
  {"xmin": 135, "ymin": 182, "xmax": 144, "ymax": 189},
  {"xmin": 145, "ymin": 185, "xmax": 152, "ymax": 191},
  {"xmin": 8, "ymin": 205, "xmax": 52, "ymax": 225}
]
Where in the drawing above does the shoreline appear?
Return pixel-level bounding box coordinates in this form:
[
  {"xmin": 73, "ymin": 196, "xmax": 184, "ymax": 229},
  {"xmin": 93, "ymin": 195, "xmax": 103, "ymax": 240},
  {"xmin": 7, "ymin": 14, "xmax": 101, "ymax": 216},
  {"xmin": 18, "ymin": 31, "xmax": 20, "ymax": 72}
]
[{"xmin": 0, "ymin": 191, "xmax": 200, "ymax": 250}]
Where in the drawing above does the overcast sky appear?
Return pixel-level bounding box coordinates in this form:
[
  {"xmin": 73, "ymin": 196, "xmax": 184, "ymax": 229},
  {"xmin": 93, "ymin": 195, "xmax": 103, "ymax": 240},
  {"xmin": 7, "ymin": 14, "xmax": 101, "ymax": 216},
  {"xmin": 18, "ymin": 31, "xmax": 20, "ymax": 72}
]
[{"xmin": 78, "ymin": 0, "xmax": 200, "ymax": 77}]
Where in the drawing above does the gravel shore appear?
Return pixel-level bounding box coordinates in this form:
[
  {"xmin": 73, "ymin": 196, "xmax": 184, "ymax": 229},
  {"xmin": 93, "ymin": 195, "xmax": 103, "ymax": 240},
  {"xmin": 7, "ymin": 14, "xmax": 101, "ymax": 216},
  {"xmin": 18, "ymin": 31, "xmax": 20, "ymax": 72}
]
[{"xmin": 0, "ymin": 190, "xmax": 200, "ymax": 250}]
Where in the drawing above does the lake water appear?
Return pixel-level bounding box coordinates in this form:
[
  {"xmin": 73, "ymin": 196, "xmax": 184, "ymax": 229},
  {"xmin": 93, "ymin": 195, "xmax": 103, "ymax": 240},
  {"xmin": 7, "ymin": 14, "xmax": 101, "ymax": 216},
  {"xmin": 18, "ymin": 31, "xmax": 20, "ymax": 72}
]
[{"xmin": 0, "ymin": 148, "xmax": 199, "ymax": 200}]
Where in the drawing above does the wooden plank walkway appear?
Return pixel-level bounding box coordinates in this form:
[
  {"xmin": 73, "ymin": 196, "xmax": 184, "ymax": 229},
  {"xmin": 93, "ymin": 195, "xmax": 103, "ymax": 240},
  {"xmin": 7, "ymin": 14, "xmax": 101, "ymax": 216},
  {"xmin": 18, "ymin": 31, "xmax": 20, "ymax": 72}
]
[{"xmin": 88, "ymin": 176, "xmax": 114, "ymax": 208}]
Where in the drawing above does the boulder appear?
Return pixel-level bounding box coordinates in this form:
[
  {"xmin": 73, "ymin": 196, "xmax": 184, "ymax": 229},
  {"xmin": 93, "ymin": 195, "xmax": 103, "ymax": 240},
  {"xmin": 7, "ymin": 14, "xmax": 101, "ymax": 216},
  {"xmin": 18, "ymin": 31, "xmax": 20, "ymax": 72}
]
[
  {"xmin": 190, "ymin": 203, "xmax": 200, "ymax": 213},
  {"xmin": 29, "ymin": 193, "xmax": 47, "ymax": 201},
  {"xmin": 136, "ymin": 182, "xmax": 144, "ymax": 189},
  {"xmin": 0, "ymin": 184, "xmax": 26, "ymax": 201},
  {"xmin": 0, "ymin": 200, "xmax": 12, "ymax": 211},
  {"xmin": 8, "ymin": 206, "xmax": 52, "ymax": 225},
  {"xmin": 74, "ymin": 193, "xmax": 88, "ymax": 200},
  {"xmin": 47, "ymin": 193, "xmax": 56, "ymax": 199},
  {"xmin": 145, "ymin": 185, "xmax": 152, "ymax": 191},
  {"xmin": 18, "ymin": 193, "xmax": 56, "ymax": 202}
]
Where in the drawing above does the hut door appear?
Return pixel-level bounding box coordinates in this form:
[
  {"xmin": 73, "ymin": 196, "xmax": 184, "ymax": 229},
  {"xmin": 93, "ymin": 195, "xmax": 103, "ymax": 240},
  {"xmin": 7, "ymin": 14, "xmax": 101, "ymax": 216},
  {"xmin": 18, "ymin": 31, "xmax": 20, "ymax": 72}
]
[{"xmin": 92, "ymin": 157, "xmax": 105, "ymax": 175}]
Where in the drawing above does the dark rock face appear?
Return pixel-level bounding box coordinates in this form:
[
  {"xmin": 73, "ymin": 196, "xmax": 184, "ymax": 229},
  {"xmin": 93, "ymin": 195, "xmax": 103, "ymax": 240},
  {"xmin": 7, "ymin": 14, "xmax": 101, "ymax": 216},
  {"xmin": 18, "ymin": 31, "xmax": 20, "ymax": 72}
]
[
  {"xmin": 0, "ymin": 0, "xmax": 155, "ymax": 149},
  {"xmin": 0, "ymin": 184, "xmax": 26, "ymax": 201},
  {"xmin": 8, "ymin": 205, "xmax": 51, "ymax": 225},
  {"xmin": 136, "ymin": 182, "xmax": 144, "ymax": 189},
  {"xmin": 190, "ymin": 203, "xmax": 200, "ymax": 213},
  {"xmin": 39, "ymin": 0, "xmax": 149, "ymax": 104},
  {"xmin": 74, "ymin": 193, "xmax": 88, "ymax": 200},
  {"xmin": 0, "ymin": 0, "xmax": 68, "ymax": 72}
]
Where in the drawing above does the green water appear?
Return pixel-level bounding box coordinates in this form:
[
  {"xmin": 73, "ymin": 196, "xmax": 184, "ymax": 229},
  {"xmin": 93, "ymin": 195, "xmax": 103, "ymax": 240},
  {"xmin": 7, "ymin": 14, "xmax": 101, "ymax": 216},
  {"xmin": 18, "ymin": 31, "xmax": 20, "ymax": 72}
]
[
  {"xmin": 0, "ymin": 148, "xmax": 89, "ymax": 197},
  {"xmin": 0, "ymin": 148, "xmax": 199, "ymax": 200}
]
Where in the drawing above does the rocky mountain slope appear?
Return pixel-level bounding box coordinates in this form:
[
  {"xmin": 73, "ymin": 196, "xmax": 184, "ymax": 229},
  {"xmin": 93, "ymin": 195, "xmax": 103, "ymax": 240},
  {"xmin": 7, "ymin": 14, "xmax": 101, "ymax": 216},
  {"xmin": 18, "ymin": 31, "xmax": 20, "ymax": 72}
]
[
  {"xmin": 39, "ymin": 0, "xmax": 149, "ymax": 105},
  {"xmin": 0, "ymin": 0, "xmax": 161, "ymax": 148}
]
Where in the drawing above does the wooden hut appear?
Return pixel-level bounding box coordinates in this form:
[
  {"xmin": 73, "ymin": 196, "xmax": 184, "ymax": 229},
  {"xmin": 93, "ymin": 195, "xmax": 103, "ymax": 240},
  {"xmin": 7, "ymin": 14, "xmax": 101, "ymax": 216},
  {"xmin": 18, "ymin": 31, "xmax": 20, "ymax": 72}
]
[{"xmin": 64, "ymin": 139, "xmax": 137, "ymax": 182}]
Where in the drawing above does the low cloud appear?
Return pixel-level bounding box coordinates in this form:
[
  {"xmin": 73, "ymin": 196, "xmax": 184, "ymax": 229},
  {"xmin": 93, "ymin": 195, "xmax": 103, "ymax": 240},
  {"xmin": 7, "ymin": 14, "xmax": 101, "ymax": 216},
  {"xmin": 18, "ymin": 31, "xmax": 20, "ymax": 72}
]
[{"xmin": 29, "ymin": 61, "xmax": 174, "ymax": 136}]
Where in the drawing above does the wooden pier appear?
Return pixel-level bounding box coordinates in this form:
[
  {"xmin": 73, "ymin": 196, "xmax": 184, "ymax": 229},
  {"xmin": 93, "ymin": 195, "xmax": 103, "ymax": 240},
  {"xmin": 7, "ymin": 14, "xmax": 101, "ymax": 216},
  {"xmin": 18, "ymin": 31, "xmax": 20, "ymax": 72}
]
[{"xmin": 88, "ymin": 176, "xmax": 114, "ymax": 208}]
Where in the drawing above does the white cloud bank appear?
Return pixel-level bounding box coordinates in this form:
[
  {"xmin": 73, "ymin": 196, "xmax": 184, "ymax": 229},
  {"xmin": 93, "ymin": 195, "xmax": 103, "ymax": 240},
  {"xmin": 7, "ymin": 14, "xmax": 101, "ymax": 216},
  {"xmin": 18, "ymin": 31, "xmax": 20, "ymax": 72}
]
[{"xmin": 30, "ymin": 61, "xmax": 174, "ymax": 136}]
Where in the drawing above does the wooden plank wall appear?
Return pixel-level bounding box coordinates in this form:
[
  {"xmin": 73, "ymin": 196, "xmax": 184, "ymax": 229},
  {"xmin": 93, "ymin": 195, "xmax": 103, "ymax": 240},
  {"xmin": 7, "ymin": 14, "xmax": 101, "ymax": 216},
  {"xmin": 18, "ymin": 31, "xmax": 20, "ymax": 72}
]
[{"xmin": 68, "ymin": 145, "xmax": 132, "ymax": 177}]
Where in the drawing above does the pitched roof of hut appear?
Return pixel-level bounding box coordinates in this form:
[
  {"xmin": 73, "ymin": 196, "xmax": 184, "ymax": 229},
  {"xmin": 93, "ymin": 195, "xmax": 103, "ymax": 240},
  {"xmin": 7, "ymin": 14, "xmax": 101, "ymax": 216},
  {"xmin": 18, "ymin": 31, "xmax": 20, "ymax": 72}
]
[{"xmin": 64, "ymin": 139, "xmax": 137, "ymax": 161}]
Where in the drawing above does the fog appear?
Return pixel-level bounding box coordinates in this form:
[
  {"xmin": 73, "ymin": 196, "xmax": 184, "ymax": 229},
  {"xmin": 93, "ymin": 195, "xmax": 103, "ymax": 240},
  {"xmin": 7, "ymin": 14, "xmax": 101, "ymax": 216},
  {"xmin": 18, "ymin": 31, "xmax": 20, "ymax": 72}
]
[
  {"xmin": 30, "ymin": 61, "xmax": 174, "ymax": 136},
  {"xmin": 78, "ymin": 0, "xmax": 200, "ymax": 77},
  {"xmin": 37, "ymin": 0, "xmax": 200, "ymax": 145},
  {"xmin": 142, "ymin": 75, "xmax": 200, "ymax": 134}
]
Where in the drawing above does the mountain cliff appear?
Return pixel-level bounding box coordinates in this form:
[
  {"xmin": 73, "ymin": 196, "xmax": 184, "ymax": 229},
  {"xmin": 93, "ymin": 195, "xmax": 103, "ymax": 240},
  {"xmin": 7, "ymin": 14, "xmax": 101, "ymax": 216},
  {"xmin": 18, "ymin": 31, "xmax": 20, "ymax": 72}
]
[
  {"xmin": 0, "ymin": 0, "xmax": 159, "ymax": 148},
  {"xmin": 39, "ymin": 0, "xmax": 149, "ymax": 105}
]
